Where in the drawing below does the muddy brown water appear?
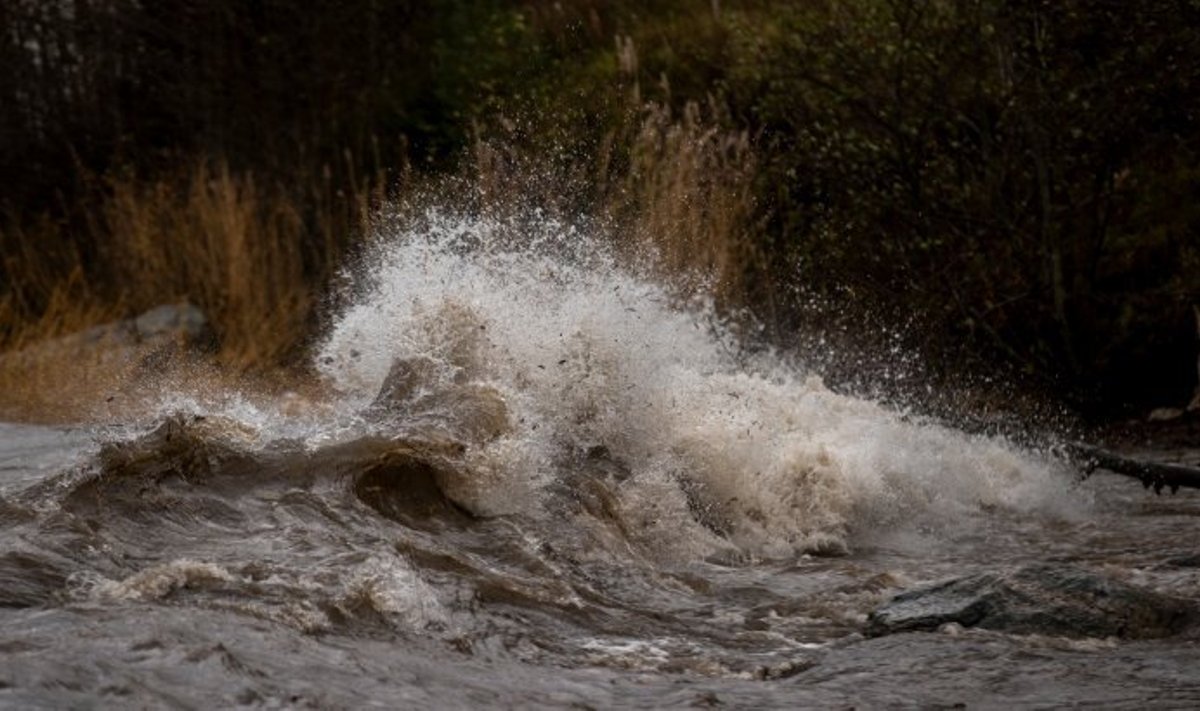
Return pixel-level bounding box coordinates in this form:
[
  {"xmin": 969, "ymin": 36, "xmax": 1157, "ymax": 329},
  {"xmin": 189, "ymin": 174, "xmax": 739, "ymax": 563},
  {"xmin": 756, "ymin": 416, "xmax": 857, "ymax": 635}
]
[{"xmin": 1, "ymin": 417, "xmax": 1199, "ymax": 709}]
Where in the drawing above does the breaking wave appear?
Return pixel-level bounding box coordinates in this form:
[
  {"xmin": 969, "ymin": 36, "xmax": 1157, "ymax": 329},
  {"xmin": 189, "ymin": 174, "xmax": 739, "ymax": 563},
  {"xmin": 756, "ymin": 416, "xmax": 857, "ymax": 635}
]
[
  {"xmin": 305, "ymin": 209, "xmax": 1079, "ymax": 560},
  {"xmin": 0, "ymin": 208, "xmax": 1120, "ymax": 701}
]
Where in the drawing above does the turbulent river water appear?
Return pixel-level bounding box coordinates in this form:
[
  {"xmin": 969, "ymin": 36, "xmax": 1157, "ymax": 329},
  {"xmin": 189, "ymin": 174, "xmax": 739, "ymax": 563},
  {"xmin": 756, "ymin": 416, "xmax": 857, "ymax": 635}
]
[{"xmin": 2, "ymin": 214, "xmax": 1199, "ymax": 708}]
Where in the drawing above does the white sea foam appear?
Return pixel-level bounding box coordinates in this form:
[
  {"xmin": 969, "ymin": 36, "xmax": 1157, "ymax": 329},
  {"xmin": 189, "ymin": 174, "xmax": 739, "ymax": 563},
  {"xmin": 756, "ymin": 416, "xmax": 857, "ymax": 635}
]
[
  {"xmin": 340, "ymin": 554, "xmax": 450, "ymax": 629},
  {"xmin": 316, "ymin": 210, "xmax": 1081, "ymax": 559},
  {"xmin": 96, "ymin": 559, "xmax": 235, "ymax": 601}
]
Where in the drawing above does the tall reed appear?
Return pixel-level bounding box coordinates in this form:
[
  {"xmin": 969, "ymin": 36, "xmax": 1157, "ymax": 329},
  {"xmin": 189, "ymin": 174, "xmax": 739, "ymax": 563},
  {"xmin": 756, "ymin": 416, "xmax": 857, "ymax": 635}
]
[
  {"xmin": 465, "ymin": 97, "xmax": 767, "ymax": 314},
  {"xmin": 103, "ymin": 164, "xmax": 323, "ymax": 367},
  {"xmin": 609, "ymin": 100, "xmax": 765, "ymax": 313},
  {"xmin": 0, "ymin": 86, "xmax": 766, "ymax": 420},
  {"xmin": 0, "ymin": 159, "xmax": 383, "ymax": 419}
]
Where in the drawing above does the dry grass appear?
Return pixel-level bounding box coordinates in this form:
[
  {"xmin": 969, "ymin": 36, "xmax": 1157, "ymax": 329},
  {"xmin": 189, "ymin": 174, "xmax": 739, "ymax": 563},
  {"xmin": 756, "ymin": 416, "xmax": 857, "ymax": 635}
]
[
  {"xmin": 0, "ymin": 333, "xmax": 154, "ymax": 423},
  {"xmin": 466, "ymin": 96, "xmax": 768, "ymax": 313},
  {"xmin": 0, "ymin": 160, "xmax": 382, "ymax": 421},
  {"xmin": 102, "ymin": 164, "xmax": 328, "ymax": 368},
  {"xmin": 463, "ymin": 33, "xmax": 764, "ymax": 313},
  {"xmin": 0, "ymin": 265, "xmax": 130, "ymax": 421},
  {"xmin": 0, "ymin": 88, "xmax": 767, "ymax": 422},
  {"xmin": 608, "ymin": 100, "xmax": 765, "ymax": 312}
]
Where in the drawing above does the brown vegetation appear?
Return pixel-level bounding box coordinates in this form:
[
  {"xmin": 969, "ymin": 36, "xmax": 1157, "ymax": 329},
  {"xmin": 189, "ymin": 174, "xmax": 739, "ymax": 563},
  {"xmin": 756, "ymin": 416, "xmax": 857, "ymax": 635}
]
[
  {"xmin": 0, "ymin": 162, "xmax": 385, "ymax": 420},
  {"xmin": 0, "ymin": 96, "xmax": 755, "ymax": 422},
  {"xmin": 614, "ymin": 101, "xmax": 765, "ymax": 312}
]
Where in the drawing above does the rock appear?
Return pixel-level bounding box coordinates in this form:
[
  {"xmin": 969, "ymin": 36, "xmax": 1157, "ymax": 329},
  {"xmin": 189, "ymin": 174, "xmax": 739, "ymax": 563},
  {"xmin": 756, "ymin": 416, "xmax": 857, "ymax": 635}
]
[
  {"xmin": 370, "ymin": 356, "xmax": 440, "ymax": 411},
  {"xmin": 1148, "ymin": 407, "xmax": 1184, "ymax": 422},
  {"xmin": 9, "ymin": 303, "xmax": 211, "ymax": 358},
  {"xmin": 0, "ymin": 304, "xmax": 213, "ymax": 418},
  {"xmin": 368, "ymin": 356, "xmax": 510, "ymax": 443},
  {"xmin": 3, "ymin": 302, "xmax": 212, "ymax": 376},
  {"xmin": 133, "ymin": 303, "xmax": 210, "ymax": 342},
  {"xmin": 1165, "ymin": 553, "xmax": 1200, "ymax": 568},
  {"xmin": 866, "ymin": 565, "xmax": 1194, "ymax": 640}
]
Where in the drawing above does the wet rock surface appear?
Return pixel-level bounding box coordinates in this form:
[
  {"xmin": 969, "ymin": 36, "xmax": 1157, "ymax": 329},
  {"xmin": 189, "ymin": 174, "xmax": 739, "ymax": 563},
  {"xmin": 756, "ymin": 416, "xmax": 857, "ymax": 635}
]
[{"xmin": 867, "ymin": 564, "xmax": 1195, "ymax": 640}]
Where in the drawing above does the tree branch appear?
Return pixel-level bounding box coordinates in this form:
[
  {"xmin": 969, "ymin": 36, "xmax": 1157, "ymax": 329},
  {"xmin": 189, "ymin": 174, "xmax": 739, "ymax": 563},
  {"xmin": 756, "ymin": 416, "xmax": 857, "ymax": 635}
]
[{"xmin": 1065, "ymin": 442, "xmax": 1200, "ymax": 495}]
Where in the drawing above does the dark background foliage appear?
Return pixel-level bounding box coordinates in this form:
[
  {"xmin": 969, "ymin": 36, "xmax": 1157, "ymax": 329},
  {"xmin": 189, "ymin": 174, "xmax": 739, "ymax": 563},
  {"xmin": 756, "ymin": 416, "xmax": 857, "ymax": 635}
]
[{"xmin": 1, "ymin": 0, "xmax": 1197, "ymax": 416}]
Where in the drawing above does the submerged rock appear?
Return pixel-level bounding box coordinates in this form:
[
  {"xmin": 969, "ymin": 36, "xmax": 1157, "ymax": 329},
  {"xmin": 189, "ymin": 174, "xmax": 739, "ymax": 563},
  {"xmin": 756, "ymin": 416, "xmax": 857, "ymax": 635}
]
[
  {"xmin": 1165, "ymin": 553, "xmax": 1200, "ymax": 568},
  {"xmin": 368, "ymin": 356, "xmax": 511, "ymax": 443},
  {"xmin": 866, "ymin": 565, "xmax": 1194, "ymax": 640},
  {"xmin": 371, "ymin": 356, "xmax": 440, "ymax": 410}
]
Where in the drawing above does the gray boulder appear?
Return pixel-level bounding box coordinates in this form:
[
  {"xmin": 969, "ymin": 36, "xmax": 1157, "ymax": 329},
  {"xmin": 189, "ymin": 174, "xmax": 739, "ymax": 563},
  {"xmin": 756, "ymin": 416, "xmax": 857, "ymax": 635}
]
[
  {"xmin": 0, "ymin": 303, "xmax": 213, "ymax": 374},
  {"xmin": 866, "ymin": 564, "xmax": 1194, "ymax": 640},
  {"xmin": 33, "ymin": 302, "xmax": 211, "ymax": 351},
  {"xmin": 132, "ymin": 303, "xmax": 210, "ymax": 342}
]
